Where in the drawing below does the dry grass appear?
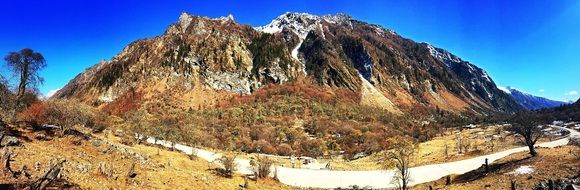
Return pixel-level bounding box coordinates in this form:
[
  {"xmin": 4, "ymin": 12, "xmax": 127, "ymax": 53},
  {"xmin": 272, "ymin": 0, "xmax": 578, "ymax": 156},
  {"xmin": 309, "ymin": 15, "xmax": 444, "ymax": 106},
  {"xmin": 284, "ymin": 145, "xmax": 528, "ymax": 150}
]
[
  {"xmin": 412, "ymin": 145, "xmax": 580, "ymax": 189},
  {"xmin": 412, "ymin": 125, "xmax": 522, "ymax": 166},
  {"xmin": 277, "ymin": 125, "xmax": 532, "ymax": 171},
  {"xmin": 9, "ymin": 128, "xmax": 291, "ymax": 190}
]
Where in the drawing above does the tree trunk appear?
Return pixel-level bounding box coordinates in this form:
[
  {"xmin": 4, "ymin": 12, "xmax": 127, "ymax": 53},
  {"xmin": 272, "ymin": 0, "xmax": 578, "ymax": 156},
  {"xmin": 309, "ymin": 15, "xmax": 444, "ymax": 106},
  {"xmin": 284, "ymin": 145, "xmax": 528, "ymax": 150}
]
[
  {"xmin": 16, "ymin": 63, "xmax": 29, "ymax": 109},
  {"xmin": 528, "ymin": 144, "xmax": 538, "ymax": 157}
]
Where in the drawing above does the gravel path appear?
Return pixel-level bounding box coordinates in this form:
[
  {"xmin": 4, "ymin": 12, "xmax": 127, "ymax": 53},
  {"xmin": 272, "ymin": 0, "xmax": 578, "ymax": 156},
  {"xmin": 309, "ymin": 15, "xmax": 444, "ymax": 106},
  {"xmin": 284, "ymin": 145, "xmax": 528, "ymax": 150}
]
[{"xmin": 145, "ymin": 126, "xmax": 579, "ymax": 189}]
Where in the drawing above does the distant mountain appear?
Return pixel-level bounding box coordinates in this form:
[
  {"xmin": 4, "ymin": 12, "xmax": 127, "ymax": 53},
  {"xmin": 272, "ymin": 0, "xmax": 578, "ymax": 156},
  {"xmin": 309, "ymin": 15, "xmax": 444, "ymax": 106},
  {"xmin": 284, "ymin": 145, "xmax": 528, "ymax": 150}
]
[
  {"xmin": 499, "ymin": 86, "xmax": 567, "ymax": 110},
  {"xmin": 54, "ymin": 12, "xmax": 524, "ymax": 115}
]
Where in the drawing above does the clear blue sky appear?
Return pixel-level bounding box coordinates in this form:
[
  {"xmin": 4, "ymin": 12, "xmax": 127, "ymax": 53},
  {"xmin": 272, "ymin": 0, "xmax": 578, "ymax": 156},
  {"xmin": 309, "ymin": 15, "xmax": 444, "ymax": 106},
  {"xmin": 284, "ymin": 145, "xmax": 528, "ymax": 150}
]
[{"xmin": 1, "ymin": 0, "xmax": 579, "ymax": 102}]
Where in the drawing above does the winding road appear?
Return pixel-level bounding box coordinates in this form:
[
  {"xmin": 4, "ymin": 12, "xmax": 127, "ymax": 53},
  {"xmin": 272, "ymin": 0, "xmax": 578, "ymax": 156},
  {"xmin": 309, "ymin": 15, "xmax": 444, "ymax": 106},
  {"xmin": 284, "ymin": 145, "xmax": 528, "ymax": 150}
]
[{"xmin": 144, "ymin": 126, "xmax": 579, "ymax": 189}]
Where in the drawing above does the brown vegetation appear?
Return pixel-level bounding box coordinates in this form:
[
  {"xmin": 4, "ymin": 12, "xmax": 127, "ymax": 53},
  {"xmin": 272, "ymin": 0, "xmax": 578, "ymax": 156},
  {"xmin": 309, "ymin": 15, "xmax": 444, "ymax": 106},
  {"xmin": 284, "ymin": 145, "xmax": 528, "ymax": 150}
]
[
  {"xmin": 413, "ymin": 146, "xmax": 580, "ymax": 190},
  {"xmin": 119, "ymin": 81, "xmax": 474, "ymax": 160},
  {"xmin": 216, "ymin": 154, "xmax": 237, "ymax": 178},
  {"xmin": 18, "ymin": 99, "xmax": 110, "ymax": 133}
]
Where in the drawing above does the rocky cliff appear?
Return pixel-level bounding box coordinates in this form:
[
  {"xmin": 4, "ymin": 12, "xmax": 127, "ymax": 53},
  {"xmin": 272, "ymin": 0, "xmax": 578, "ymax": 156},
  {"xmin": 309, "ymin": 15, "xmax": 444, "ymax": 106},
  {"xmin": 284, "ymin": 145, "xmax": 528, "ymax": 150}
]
[{"xmin": 54, "ymin": 12, "xmax": 524, "ymax": 115}]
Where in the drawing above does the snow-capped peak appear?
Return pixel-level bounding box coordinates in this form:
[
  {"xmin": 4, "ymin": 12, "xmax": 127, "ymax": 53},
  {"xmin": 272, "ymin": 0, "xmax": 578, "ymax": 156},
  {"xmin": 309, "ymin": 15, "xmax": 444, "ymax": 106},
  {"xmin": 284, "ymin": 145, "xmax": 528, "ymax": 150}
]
[
  {"xmin": 499, "ymin": 86, "xmax": 533, "ymax": 96},
  {"xmin": 214, "ymin": 14, "xmax": 235, "ymax": 23},
  {"xmin": 497, "ymin": 86, "xmax": 512, "ymax": 94},
  {"xmin": 256, "ymin": 12, "xmax": 352, "ymax": 72},
  {"xmin": 255, "ymin": 12, "xmax": 352, "ymax": 39}
]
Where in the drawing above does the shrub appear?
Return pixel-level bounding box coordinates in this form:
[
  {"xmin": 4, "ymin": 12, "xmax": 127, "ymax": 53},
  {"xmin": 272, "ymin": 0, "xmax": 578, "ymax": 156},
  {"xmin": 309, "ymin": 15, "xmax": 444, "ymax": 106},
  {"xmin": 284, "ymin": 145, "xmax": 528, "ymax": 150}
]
[
  {"xmin": 102, "ymin": 89, "xmax": 143, "ymax": 116},
  {"xmin": 216, "ymin": 154, "xmax": 237, "ymax": 178},
  {"xmin": 276, "ymin": 143, "xmax": 293, "ymax": 156},
  {"xmin": 256, "ymin": 156, "xmax": 273, "ymax": 178},
  {"xmin": 18, "ymin": 99, "xmax": 110, "ymax": 132},
  {"xmin": 253, "ymin": 140, "xmax": 277, "ymax": 154}
]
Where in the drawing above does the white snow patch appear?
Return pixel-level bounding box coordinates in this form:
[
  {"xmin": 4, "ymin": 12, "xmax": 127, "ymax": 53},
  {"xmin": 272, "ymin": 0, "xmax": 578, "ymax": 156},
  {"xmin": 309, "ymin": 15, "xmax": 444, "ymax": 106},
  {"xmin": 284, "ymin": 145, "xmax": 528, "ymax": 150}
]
[
  {"xmin": 426, "ymin": 43, "xmax": 461, "ymax": 68},
  {"xmin": 481, "ymin": 71, "xmax": 492, "ymax": 83},
  {"xmin": 257, "ymin": 12, "xmax": 347, "ymax": 75},
  {"xmin": 44, "ymin": 88, "xmax": 61, "ymax": 98},
  {"xmin": 498, "ymin": 86, "xmax": 511, "ymax": 94},
  {"xmin": 214, "ymin": 14, "xmax": 235, "ymax": 23},
  {"xmin": 318, "ymin": 22, "xmax": 326, "ymax": 39},
  {"xmin": 291, "ymin": 38, "xmax": 306, "ymax": 74},
  {"xmin": 258, "ymin": 21, "xmax": 283, "ymax": 34},
  {"xmin": 506, "ymin": 165, "xmax": 534, "ymax": 175}
]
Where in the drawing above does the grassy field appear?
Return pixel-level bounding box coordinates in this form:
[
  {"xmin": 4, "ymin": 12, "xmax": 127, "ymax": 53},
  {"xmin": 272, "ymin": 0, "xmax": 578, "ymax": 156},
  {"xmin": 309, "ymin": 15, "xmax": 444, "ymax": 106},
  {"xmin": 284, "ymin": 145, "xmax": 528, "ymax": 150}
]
[
  {"xmin": 264, "ymin": 125, "xmax": 530, "ymax": 171},
  {"xmin": 412, "ymin": 145, "xmax": 580, "ymax": 189},
  {"xmin": 8, "ymin": 127, "xmax": 291, "ymax": 190}
]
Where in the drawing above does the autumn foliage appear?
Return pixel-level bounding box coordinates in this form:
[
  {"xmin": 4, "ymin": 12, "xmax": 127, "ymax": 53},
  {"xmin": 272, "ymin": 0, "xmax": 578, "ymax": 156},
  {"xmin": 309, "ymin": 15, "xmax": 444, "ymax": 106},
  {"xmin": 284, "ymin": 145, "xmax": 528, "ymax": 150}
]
[
  {"xmin": 102, "ymin": 89, "xmax": 143, "ymax": 116},
  {"xmin": 19, "ymin": 99, "xmax": 109, "ymax": 131},
  {"xmin": 221, "ymin": 82, "xmax": 361, "ymax": 107}
]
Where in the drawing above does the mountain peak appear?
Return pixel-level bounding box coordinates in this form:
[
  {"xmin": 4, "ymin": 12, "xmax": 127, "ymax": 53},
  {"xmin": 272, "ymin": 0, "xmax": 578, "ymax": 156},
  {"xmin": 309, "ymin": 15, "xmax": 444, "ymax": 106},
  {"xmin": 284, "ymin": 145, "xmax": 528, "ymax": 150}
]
[
  {"xmin": 55, "ymin": 12, "xmax": 525, "ymax": 115},
  {"xmin": 217, "ymin": 14, "xmax": 235, "ymax": 22},
  {"xmin": 178, "ymin": 12, "xmax": 194, "ymax": 30},
  {"xmin": 499, "ymin": 86, "xmax": 567, "ymax": 110},
  {"xmin": 255, "ymin": 12, "xmax": 353, "ymax": 38}
]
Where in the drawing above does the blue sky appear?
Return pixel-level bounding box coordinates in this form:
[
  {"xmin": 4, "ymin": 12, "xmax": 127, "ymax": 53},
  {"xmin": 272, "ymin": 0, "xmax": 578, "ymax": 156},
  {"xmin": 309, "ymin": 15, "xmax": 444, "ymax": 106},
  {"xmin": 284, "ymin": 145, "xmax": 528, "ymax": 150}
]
[{"xmin": 1, "ymin": 0, "xmax": 579, "ymax": 102}]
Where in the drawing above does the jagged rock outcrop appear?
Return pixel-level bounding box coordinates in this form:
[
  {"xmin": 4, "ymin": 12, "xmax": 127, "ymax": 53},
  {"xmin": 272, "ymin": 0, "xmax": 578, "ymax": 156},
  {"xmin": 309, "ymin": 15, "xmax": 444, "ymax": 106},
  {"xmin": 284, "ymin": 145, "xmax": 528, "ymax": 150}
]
[
  {"xmin": 54, "ymin": 12, "xmax": 524, "ymax": 114},
  {"xmin": 54, "ymin": 13, "xmax": 302, "ymax": 107}
]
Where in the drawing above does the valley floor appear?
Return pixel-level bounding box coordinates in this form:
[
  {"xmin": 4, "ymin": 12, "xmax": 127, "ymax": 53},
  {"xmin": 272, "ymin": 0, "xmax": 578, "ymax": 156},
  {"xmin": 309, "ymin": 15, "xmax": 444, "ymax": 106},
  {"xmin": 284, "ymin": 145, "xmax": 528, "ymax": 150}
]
[
  {"xmin": 1, "ymin": 125, "xmax": 577, "ymax": 189},
  {"xmin": 224, "ymin": 125, "xmax": 554, "ymax": 171},
  {"xmin": 412, "ymin": 145, "xmax": 580, "ymax": 189},
  {"xmin": 4, "ymin": 127, "xmax": 291, "ymax": 190},
  {"xmin": 143, "ymin": 126, "xmax": 579, "ymax": 189}
]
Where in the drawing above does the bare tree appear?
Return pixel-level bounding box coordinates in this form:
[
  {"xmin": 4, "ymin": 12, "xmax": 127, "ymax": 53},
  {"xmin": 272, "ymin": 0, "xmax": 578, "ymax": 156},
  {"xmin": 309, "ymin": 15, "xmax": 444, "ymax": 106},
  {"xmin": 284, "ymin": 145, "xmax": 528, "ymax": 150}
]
[
  {"xmin": 217, "ymin": 154, "xmax": 237, "ymax": 178},
  {"xmin": 384, "ymin": 137, "xmax": 416, "ymax": 190},
  {"xmin": 509, "ymin": 113, "xmax": 548, "ymax": 157},
  {"xmin": 0, "ymin": 76, "xmax": 13, "ymax": 118},
  {"xmin": 4, "ymin": 48, "xmax": 46, "ymax": 109},
  {"xmin": 455, "ymin": 133, "xmax": 464, "ymax": 154},
  {"xmin": 254, "ymin": 156, "xmax": 273, "ymax": 178},
  {"xmin": 444, "ymin": 143, "xmax": 449, "ymax": 160}
]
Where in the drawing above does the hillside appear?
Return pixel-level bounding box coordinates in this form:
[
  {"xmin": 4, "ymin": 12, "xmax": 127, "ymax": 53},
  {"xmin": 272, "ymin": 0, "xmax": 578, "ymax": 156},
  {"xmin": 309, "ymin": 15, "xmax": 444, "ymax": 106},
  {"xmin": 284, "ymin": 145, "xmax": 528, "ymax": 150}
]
[
  {"xmin": 499, "ymin": 86, "xmax": 566, "ymax": 110},
  {"xmin": 538, "ymin": 98, "xmax": 580, "ymax": 121},
  {"xmin": 53, "ymin": 12, "xmax": 524, "ymax": 115}
]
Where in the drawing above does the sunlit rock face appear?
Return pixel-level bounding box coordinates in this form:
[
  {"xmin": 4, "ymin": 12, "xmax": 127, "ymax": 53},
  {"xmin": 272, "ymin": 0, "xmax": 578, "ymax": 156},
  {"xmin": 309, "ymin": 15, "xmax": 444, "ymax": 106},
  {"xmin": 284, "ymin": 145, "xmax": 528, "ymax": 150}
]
[{"xmin": 55, "ymin": 12, "xmax": 523, "ymax": 114}]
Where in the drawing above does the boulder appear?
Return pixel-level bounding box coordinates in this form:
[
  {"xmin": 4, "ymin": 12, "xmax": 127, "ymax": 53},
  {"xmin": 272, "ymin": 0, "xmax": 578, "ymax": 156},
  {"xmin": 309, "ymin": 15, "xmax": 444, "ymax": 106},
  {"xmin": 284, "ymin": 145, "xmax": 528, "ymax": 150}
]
[
  {"xmin": 34, "ymin": 132, "xmax": 50, "ymax": 141},
  {"xmin": 0, "ymin": 135, "xmax": 19, "ymax": 146},
  {"xmin": 90, "ymin": 139, "xmax": 102, "ymax": 147},
  {"xmin": 113, "ymin": 129, "xmax": 124, "ymax": 137}
]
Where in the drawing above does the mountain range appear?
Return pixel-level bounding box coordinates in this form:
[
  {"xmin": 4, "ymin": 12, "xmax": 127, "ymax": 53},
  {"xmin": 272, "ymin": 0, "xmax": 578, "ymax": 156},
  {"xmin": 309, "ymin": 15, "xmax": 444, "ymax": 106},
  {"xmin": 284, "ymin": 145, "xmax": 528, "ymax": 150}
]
[
  {"xmin": 499, "ymin": 86, "xmax": 567, "ymax": 110},
  {"xmin": 53, "ymin": 12, "xmax": 532, "ymax": 115}
]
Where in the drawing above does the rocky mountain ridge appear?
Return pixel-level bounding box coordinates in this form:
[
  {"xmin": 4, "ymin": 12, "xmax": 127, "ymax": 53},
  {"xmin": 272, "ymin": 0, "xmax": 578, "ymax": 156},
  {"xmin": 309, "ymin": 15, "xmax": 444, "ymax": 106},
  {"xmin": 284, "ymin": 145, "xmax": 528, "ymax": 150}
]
[{"xmin": 54, "ymin": 12, "xmax": 524, "ymax": 115}]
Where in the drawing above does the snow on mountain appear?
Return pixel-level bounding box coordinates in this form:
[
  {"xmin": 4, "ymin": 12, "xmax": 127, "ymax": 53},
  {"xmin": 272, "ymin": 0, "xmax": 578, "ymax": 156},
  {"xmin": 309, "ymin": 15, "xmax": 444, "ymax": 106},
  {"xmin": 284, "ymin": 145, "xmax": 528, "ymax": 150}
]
[
  {"xmin": 426, "ymin": 43, "xmax": 462, "ymax": 68},
  {"xmin": 55, "ymin": 12, "xmax": 526, "ymax": 115},
  {"xmin": 502, "ymin": 86, "xmax": 567, "ymax": 110},
  {"xmin": 498, "ymin": 86, "xmax": 511, "ymax": 94},
  {"xmin": 256, "ymin": 12, "xmax": 321, "ymax": 38},
  {"xmin": 255, "ymin": 12, "xmax": 354, "ymax": 74}
]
